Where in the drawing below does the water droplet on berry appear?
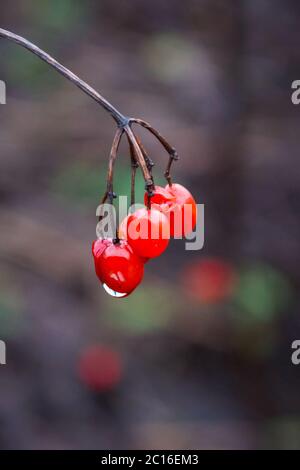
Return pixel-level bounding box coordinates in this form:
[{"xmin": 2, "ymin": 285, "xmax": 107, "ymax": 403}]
[{"xmin": 102, "ymin": 283, "xmax": 127, "ymax": 298}]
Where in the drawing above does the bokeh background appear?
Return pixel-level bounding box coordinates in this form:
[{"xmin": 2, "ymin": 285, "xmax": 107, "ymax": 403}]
[{"xmin": 0, "ymin": 0, "xmax": 299, "ymax": 450}]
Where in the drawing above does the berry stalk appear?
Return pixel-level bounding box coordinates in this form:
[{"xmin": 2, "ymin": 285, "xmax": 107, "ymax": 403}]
[{"xmin": 0, "ymin": 28, "xmax": 178, "ymax": 198}]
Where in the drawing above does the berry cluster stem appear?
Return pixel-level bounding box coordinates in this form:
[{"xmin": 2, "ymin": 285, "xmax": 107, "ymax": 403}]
[{"xmin": 0, "ymin": 28, "xmax": 178, "ymax": 200}]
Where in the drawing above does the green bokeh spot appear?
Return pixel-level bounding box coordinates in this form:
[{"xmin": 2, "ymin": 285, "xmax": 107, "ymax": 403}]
[
  {"xmin": 265, "ymin": 417, "xmax": 300, "ymax": 450},
  {"xmin": 233, "ymin": 263, "xmax": 292, "ymax": 323},
  {"xmin": 0, "ymin": 291, "xmax": 23, "ymax": 337},
  {"xmin": 51, "ymin": 161, "xmax": 105, "ymax": 208},
  {"xmin": 142, "ymin": 33, "xmax": 198, "ymax": 83},
  {"xmin": 31, "ymin": 0, "xmax": 87, "ymax": 32},
  {"xmin": 5, "ymin": 47, "xmax": 61, "ymax": 92},
  {"xmin": 104, "ymin": 283, "xmax": 178, "ymax": 334}
]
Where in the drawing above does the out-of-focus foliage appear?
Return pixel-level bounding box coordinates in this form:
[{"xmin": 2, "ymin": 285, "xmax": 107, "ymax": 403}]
[
  {"xmin": 143, "ymin": 33, "xmax": 199, "ymax": 84},
  {"xmin": 104, "ymin": 282, "xmax": 177, "ymax": 335},
  {"xmin": 233, "ymin": 263, "xmax": 292, "ymax": 323},
  {"xmin": 5, "ymin": 48, "xmax": 61, "ymax": 92},
  {"xmin": 0, "ymin": 289, "xmax": 23, "ymax": 337},
  {"xmin": 31, "ymin": 0, "xmax": 88, "ymax": 32},
  {"xmin": 51, "ymin": 161, "xmax": 106, "ymax": 208}
]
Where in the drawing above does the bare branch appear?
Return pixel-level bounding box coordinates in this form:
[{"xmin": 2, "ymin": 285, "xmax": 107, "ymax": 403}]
[
  {"xmin": 125, "ymin": 126, "xmax": 154, "ymax": 194},
  {"xmin": 101, "ymin": 127, "xmax": 124, "ymax": 205},
  {"xmin": 0, "ymin": 28, "xmax": 126, "ymax": 124},
  {"xmin": 131, "ymin": 118, "xmax": 178, "ymax": 185},
  {"xmin": 0, "ymin": 28, "xmax": 179, "ymax": 190}
]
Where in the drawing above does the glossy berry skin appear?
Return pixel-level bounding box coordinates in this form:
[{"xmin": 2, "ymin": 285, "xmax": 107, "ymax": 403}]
[
  {"xmin": 145, "ymin": 185, "xmax": 175, "ymax": 207},
  {"xmin": 145, "ymin": 183, "xmax": 197, "ymax": 238},
  {"xmin": 92, "ymin": 238, "xmax": 144, "ymax": 295},
  {"xmin": 123, "ymin": 207, "xmax": 170, "ymax": 259},
  {"xmin": 119, "ymin": 216, "xmax": 149, "ymax": 263},
  {"xmin": 167, "ymin": 183, "xmax": 197, "ymax": 237}
]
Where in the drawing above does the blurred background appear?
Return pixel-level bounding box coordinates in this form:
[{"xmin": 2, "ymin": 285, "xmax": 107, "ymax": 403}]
[{"xmin": 0, "ymin": 0, "xmax": 299, "ymax": 450}]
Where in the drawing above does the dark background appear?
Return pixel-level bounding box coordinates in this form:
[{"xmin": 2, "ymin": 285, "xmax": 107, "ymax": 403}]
[{"xmin": 0, "ymin": 0, "xmax": 299, "ymax": 449}]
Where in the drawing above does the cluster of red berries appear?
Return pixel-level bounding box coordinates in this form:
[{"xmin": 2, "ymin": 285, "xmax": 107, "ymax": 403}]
[{"xmin": 92, "ymin": 183, "xmax": 197, "ymax": 297}]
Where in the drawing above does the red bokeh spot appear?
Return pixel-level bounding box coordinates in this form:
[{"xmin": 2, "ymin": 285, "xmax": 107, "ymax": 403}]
[
  {"xmin": 183, "ymin": 257, "xmax": 236, "ymax": 303},
  {"xmin": 78, "ymin": 345, "xmax": 122, "ymax": 392}
]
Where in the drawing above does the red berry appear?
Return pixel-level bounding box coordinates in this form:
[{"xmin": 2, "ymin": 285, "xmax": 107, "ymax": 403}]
[
  {"xmin": 78, "ymin": 345, "xmax": 122, "ymax": 392},
  {"xmin": 167, "ymin": 183, "xmax": 197, "ymax": 237},
  {"xmin": 145, "ymin": 185, "xmax": 175, "ymax": 207},
  {"xmin": 123, "ymin": 207, "xmax": 170, "ymax": 259},
  {"xmin": 145, "ymin": 183, "xmax": 197, "ymax": 238},
  {"xmin": 119, "ymin": 216, "xmax": 149, "ymax": 263},
  {"xmin": 92, "ymin": 238, "xmax": 144, "ymax": 296}
]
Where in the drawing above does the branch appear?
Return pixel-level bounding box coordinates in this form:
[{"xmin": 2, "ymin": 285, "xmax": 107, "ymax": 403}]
[
  {"xmin": 125, "ymin": 125, "xmax": 154, "ymax": 192},
  {"xmin": 0, "ymin": 28, "xmax": 178, "ymax": 189},
  {"xmin": 101, "ymin": 127, "xmax": 123, "ymax": 205},
  {"xmin": 131, "ymin": 118, "xmax": 179, "ymax": 161},
  {"xmin": 0, "ymin": 28, "xmax": 126, "ymax": 125},
  {"xmin": 132, "ymin": 131, "xmax": 154, "ymax": 173},
  {"xmin": 131, "ymin": 118, "xmax": 179, "ymax": 185},
  {"xmin": 129, "ymin": 142, "xmax": 138, "ymax": 207}
]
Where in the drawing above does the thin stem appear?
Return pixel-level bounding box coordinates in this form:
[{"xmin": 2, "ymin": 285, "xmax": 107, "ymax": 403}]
[
  {"xmin": 128, "ymin": 133, "xmax": 153, "ymax": 209},
  {"xmin": 129, "ymin": 148, "xmax": 138, "ymax": 207},
  {"xmin": 131, "ymin": 118, "xmax": 179, "ymax": 185},
  {"xmin": 102, "ymin": 127, "xmax": 123, "ymax": 204},
  {"xmin": 125, "ymin": 126, "xmax": 154, "ymax": 194},
  {"xmin": 132, "ymin": 131, "xmax": 155, "ymax": 201},
  {"xmin": 164, "ymin": 156, "xmax": 175, "ymax": 186},
  {"xmin": 130, "ymin": 164, "xmax": 137, "ymax": 207},
  {"xmin": 132, "ymin": 118, "xmax": 178, "ymax": 157},
  {"xmin": 99, "ymin": 128, "xmax": 123, "ymax": 241},
  {"xmin": 132, "ymin": 131, "xmax": 154, "ymax": 173},
  {"xmin": 0, "ymin": 28, "xmax": 179, "ymax": 191},
  {"xmin": 0, "ymin": 28, "xmax": 126, "ymax": 125}
]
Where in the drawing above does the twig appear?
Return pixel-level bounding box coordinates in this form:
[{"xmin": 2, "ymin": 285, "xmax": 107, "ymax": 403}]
[
  {"xmin": 131, "ymin": 118, "xmax": 179, "ymax": 185},
  {"xmin": 126, "ymin": 136, "xmax": 138, "ymax": 207},
  {"xmin": 102, "ymin": 128, "xmax": 123, "ymax": 204},
  {"xmin": 125, "ymin": 125, "xmax": 154, "ymax": 193},
  {"xmin": 0, "ymin": 28, "xmax": 179, "ymax": 196},
  {"xmin": 132, "ymin": 131, "xmax": 154, "ymax": 173},
  {"xmin": 0, "ymin": 27, "xmax": 126, "ymax": 125}
]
